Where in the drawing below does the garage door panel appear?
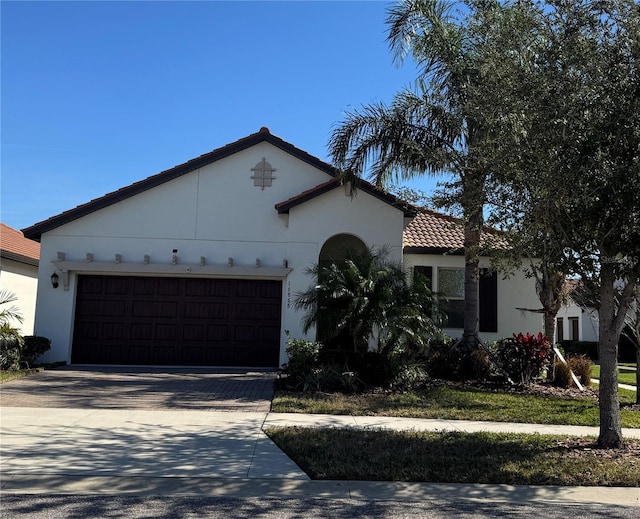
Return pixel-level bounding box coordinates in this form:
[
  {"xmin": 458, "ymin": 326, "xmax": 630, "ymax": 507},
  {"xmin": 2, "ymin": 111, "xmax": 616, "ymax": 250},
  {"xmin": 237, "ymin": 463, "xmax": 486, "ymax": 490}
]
[
  {"xmin": 130, "ymin": 323, "xmax": 152, "ymax": 340},
  {"xmin": 103, "ymin": 322, "xmax": 126, "ymax": 340},
  {"xmin": 132, "ymin": 301, "xmax": 178, "ymax": 318},
  {"xmin": 157, "ymin": 278, "xmax": 180, "ymax": 296},
  {"xmin": 155, "ymin": 323, "xmax": 177, "ymax": 341},
  {"xmin": 72, "ymin": 275, "xmax": 281, "ymax": 366},
  {"xmin": 105, "ymin": 277, "xmax": 129, "ymax": 294},
  {"xmin": 206, "ymin": 325, "xmax": 228, "ymax": 342},
  {"xmin": 184, "ymin": 301, "xmax": 228, "ymax": 320}
]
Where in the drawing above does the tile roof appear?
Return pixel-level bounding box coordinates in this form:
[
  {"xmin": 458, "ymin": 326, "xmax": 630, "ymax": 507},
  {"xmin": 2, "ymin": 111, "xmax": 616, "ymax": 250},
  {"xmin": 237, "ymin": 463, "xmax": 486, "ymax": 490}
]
[
  {"xmin": 275, "ymin": 178, "xmax": 415, "ymax": 216},
  {"xmin": 1, "ymin": 223, "xmax": 40, "ymax": 266},
  {"xmin": 403, "ymin": 210, "xmax": 507, "ymax": 254}
]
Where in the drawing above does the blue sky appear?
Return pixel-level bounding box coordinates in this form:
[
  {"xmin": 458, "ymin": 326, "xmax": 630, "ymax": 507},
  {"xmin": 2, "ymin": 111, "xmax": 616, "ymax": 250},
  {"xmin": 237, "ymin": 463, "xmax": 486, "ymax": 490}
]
[{"xmin": 2, "ymin": 0, "xmax": 441, "ymax": 232}]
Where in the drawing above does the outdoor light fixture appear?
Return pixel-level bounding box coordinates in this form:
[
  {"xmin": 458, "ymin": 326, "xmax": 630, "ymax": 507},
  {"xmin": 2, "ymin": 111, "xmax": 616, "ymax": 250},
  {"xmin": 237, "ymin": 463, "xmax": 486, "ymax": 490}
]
[{"xmin": 51, "ymin": 272, "xmax": 59, "ymax": 289}]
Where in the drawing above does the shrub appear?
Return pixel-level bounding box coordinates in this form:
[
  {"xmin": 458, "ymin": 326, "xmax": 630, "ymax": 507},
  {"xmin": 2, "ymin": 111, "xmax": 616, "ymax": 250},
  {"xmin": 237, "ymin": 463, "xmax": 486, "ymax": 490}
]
[
  {"xmin": 567, "ymin": 355, "xmax": 592, "ymax": 387},
  {"xmin": 471, "ymin": 347, "xmax": 491, "ymax": 381},
  {"xmin": 553, "ymin": 361, "xmax": 572, "ymax": 388},
  {"xmin": 300, "ymin": 365, "xmax": 361, "ymax": 393},
  {"xmin": 0, "ymin": 324, "xmax": 24, "ymax": 371},
  {"xmin": 390, "ymin": 362, "xmax": 430, "ymax": 391},
  {"xmin": 283, "ymin": 334, "xmax": 321, "ymax": 387},
  {"xmin": 493, "ymin": 332, "xmax": 552, "ymax": 386},
  {"xmin": 425, "ymin": 340, "xmax": 464, "ymax": 380},
  {"xmin": 21, "ymin": 336, "xmax": 51, "ymax": 366}
]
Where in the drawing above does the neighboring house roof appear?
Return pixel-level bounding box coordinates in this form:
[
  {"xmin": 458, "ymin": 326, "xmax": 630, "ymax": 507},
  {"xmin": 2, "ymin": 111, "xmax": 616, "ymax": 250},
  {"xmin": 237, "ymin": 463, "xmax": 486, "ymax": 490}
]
[
  {"xmin": 1, "ymin": 223, "xmax": 40, "ymax": 267},
  {"xmin": 22, "ymin": 127, "xmax": 413, "ymax": 241},
  {"xmin": 275, "ymin": 177, "xmax": 415, "ymax": 216},
  {"xmin": 403, "ymin": 210, "xmax": 507, "ymax": 254}
]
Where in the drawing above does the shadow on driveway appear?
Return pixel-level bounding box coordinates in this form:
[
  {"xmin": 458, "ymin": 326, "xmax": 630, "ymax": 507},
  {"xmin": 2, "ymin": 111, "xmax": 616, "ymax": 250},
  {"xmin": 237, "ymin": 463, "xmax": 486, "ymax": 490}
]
[{"xmin": 0, "ymin": 366, "xmax": 277, "ymax": 412}]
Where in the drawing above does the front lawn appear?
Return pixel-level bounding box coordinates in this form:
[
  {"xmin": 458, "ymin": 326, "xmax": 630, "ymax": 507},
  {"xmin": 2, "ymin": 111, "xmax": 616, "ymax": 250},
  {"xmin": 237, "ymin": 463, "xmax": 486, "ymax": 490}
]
[
  {"xmin": 265, "ymin": 427, "xmax": 640, "ymax": 486},
  {"xmin": 592, "ymin": 365, "xmax": 637, "ymax": 386},
  {"xmin": 272, "ymin": 384, "xmax": 640, "ymax": 428}
]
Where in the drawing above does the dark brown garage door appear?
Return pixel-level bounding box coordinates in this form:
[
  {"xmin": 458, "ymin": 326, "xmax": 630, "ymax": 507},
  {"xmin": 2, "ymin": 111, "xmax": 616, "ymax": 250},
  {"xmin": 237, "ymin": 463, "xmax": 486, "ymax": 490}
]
[{"xmin": 72, "ymin": 275, "xmax": 282, "ymax": 367}]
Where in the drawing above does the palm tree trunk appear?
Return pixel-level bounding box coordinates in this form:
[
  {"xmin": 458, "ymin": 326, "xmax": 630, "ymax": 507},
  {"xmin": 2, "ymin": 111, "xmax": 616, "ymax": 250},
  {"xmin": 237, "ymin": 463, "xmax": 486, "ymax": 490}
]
[{"xmin": 462, "ymin": 192, "xmax": 483, "ymax": 354}]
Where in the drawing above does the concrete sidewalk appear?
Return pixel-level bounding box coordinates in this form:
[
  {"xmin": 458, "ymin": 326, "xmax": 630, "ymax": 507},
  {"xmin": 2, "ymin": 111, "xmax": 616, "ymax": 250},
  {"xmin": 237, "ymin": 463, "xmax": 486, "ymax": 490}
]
[
  {"xmin": 2, "ymin": 406, "xmax": 639, "ymax": 506},
  {"xmin": 264, "ymin": 412, "xmax": 640, "ymax": 439}
]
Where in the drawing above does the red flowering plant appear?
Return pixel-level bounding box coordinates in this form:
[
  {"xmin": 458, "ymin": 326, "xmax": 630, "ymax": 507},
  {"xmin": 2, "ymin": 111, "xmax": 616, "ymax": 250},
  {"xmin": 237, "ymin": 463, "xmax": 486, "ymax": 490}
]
[{"xmin": 493, "ymin": 332, "xmax": 552, "ymax": 386}]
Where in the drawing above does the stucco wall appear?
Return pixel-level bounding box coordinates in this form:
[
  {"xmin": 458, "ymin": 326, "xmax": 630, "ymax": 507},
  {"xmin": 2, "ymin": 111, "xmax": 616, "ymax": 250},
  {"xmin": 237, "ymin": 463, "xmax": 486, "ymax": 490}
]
[
  {"xmin": 33, "ymin": 141, "xmax": 405, "ymax": 365},
  {"xmin": 403, "ymin": 254, "xmax": 542, "ymax": 343},
  {"xmin": 556, "ymin": 302, "xmax": 599, "ymax": 343},
  {"xmin": 0, "ymin": 259, "xmax": 38, "ymax": 335}
]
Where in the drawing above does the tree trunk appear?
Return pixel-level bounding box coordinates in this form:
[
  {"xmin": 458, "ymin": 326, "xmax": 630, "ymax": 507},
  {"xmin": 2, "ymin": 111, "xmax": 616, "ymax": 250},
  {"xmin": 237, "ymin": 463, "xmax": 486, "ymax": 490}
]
[
  {"xmin": 537, "ymin": 269, "xmax": 564, "ymax": 380},
  {"xmin": 597, "ymin": 261, "xmax": 625, "ymax": 449},
  {"xmin": 636, "ymin": 345, "xmax": 640, "ymax": 405},
  {"xmin": 463, "ymin": 203, "xmax": 482, "ymax": 354}
]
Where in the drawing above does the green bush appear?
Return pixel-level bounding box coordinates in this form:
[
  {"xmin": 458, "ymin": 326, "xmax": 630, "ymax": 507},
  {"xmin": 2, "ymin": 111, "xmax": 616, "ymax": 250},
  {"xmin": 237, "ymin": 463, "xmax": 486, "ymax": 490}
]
[
  {"xmin": 283, "ymin": 334, "xmax": 321, "ymax": 388},
  {"xmin": 553, "ymin": 361, "xmax": 572, "ymax": 388},
  {"xmin": 426, "ymin": 340, "xmax": 464, "ymax": 380},
  {"xmin": 389, "ymin": 362, "xmax": 430, "ymax": 391},
  {"xmin": 22, "ymin": 336, "xmax": 51, "ymax": 366},
  {"xmin": 0, "ymin": 324, "xmax": 24, "ymax": 371},
  {"xmin": 493, "ymin": 333, "xmax": 552, "ymax": 386},
  {"xmin": 471, "ymin": 347, "xmax": 491, "ymax": 381},
  {"xmin": 567, "ymin": 355, "xmax": 592, "ymax": 387}
]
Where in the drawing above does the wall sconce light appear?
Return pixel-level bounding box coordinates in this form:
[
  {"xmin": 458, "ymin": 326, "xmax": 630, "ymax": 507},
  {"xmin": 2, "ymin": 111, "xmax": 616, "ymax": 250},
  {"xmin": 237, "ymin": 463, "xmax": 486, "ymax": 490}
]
[
  {"xmin": 256, "ymin": 258, "xmax": 261, "ymax": 268},
  {"xmin": 200, "ymin": 256, "xmax": 206, "ymax": 266},
  {"xmin": 228, "ymin": 257, "xmax": 234, "ymax": 267},
  {"xmin": 115, "ymin": 254, "xmax": 122, "ymax": 264},
  {"xmin": 144, "ymin": 255, "xmax": 150, "ymax": 265},
  {"xmin": 86, "ymin": 253, "xmax": 94, "ymax": 263},
  {"xmin": 283, "ymin": 259, "xmax": 288, "ymax": 268},
  {"xmin": 172, "ymin": 254, "xmax": 178, "ymax": 265},
  {"xmin": 51, "ymin": 272, "xmax": 59, "ymax": 289}
]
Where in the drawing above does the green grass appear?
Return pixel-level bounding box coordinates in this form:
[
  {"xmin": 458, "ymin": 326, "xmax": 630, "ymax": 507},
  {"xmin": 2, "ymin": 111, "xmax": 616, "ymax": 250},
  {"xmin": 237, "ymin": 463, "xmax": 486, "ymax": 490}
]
[
  {"xmin": 0, "ymin": 368, "xmax": 41, "ymax": 384},
  {"xmin": 265, "ymin": 427, "xmax": 640, "ymax": 486},
  {"xmin": 592, "ymin": 365, "xmax": 637, "ymax": 386},
  {"xmin": 273, "ymin": 385, "xmax": 640, "ymax": 428}
]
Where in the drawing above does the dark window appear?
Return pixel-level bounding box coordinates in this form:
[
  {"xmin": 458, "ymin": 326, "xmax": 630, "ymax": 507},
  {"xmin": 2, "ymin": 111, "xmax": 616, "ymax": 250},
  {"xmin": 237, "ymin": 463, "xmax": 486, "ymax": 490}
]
[
  {"xmin": 413, "ymin": 266, "xmax": 433, "ymax": 288},
  {"xmin": 557, "ymin": 318, "xmax": 564, "ymax": 343},
  {"xmin": 569, "ymin": 317, "xmax": 579, "ymax": 341},
  {"xmin": 479, "ymin": 269, "xmax": 498, "ymax": 333}
]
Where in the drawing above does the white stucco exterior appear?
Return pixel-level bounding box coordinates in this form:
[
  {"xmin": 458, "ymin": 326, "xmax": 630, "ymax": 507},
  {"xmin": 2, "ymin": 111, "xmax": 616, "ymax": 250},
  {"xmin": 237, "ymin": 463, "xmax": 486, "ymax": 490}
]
[
  {"xmin": 556, "ymin": 301, "xmax": 599, "ymax": 343},
  {"xmin": 27, "ymin": 130, "xmax": 545, "ymax": 367},
  {"xmin": 404, "ymin": 253, "xmax": 542, "ymax": 343},
  {"xmin": 0, "ymin": 258, "xmax": 38, "ymax": 335},
  {"xmin": 31, "ymin": 135, "xmax": 405, "ymax": 365}
]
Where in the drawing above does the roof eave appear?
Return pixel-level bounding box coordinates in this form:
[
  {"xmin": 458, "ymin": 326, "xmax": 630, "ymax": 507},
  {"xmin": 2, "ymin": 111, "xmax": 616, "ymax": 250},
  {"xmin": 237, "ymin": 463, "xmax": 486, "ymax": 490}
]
[{"xmin": 0, "ymin": 250, "xmax": 40, "ymax": 267}]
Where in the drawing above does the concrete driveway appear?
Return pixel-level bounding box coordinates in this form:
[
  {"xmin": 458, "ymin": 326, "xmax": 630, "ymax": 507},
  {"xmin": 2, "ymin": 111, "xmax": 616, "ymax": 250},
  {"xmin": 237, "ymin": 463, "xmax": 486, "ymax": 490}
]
[{"xmin": 0, "ymin": 367, "xmax": 309, "ymax": 493}]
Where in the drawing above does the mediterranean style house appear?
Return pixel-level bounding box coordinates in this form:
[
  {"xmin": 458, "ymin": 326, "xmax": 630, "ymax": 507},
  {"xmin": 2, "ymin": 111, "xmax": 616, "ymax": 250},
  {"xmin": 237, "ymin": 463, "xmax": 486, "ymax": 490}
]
[{"xmin": 23, "ymin": 128, "xmax": 542, "ymax": 367}]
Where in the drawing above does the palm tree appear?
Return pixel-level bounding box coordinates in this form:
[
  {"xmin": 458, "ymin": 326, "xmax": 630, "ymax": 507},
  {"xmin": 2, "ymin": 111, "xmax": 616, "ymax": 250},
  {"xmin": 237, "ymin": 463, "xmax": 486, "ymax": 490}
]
[
  {"xmin": 294, "ymin": 247, "xmax": 442, "ymax": 356},
  {"xmin": 329, "ymin": 0, "xmax": 503, "ymax": 354}
]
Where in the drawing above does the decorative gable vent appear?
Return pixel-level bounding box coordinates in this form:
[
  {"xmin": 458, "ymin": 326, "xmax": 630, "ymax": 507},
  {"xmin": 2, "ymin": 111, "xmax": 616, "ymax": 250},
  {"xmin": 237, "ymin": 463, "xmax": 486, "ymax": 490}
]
[{"xmin": 251, "ymin": 158, "xmax": 276, "ymax": 190}]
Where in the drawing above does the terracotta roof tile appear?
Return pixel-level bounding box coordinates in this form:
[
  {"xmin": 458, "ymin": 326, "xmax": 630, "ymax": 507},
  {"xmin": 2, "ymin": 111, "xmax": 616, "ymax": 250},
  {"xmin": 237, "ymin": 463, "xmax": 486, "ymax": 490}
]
[
  {"xmin": 403, "ymin": 210, "xmax": 507, "ymax": 253},
  {"xmin": 1, "ymin": 223, "xmax": 40, "ymax": 265}
]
